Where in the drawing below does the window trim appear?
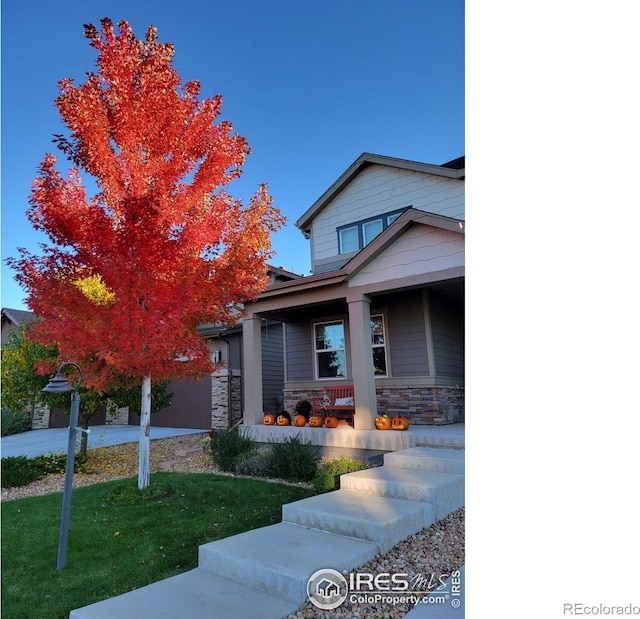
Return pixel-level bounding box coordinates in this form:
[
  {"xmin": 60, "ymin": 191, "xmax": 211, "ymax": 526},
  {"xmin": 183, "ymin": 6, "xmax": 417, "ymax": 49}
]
[{"xmin": 337, "ymin": 206, "xmax": 410, "ymax": 254}]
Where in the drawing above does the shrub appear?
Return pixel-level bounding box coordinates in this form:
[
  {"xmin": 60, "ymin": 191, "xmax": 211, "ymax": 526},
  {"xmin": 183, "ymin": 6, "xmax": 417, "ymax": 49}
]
[
  {"xmin": 234, "ymin": 451, "xmax": 274, "ymax": 478},
  {"xmin": 33, "ymin": 452, "xmax": 87, "ymax": 475},
  {"xmin": 1, "ymin": 452, "xmax": 88, "ymax": 488},
  {"xmin": 1, "ymin": 408, "xmax": 31, "ymax": 436},
  {"xmin": 314, "ymin": 457, "xmax": 368, "ymax": 493},
  {"xmin": 1, "ymin": 456, "xmax": 43, "ymax": 488},
  {"xmin": 210, "ymin": 427, "xmax": 257, "ymax": 472},
  {"xmin": 269, "ymin": 434, "xmax": 320, "ymax": 482}
]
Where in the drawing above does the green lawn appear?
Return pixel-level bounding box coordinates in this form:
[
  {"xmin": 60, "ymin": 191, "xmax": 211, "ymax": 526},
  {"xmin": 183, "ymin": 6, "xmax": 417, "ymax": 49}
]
[{"xmin": 1, "ymin": 472, "xmax": 314, "ymax": 619}]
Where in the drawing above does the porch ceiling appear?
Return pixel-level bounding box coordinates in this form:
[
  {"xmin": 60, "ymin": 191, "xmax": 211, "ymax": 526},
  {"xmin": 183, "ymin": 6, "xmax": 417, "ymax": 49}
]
[{"xmin": 426, "ymin": 279, "xmax": 464, "ymax": 304}]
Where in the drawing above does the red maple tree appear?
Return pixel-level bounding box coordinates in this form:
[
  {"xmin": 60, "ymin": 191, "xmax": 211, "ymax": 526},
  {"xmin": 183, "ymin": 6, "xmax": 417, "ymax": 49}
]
[{"xmin": 8, "ymin": 19, "xmax": 285, "ymax": 488}]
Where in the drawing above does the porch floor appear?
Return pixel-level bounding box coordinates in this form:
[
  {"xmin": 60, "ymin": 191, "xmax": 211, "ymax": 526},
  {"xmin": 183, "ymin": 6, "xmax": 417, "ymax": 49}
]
[{"xmin": 241, "ymin": 422, "xmax": 464, "ymax": 451}]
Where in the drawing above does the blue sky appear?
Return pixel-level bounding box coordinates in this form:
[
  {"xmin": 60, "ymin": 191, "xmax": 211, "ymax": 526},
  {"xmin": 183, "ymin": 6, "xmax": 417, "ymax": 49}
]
[{"xmin": 1, "ymin": 0, "xmax": 464, "ymax": 311}]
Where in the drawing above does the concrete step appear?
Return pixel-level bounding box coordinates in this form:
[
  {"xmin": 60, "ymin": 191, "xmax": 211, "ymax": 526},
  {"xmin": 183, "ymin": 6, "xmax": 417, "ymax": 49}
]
[
  {"xmin": 384, "ymin": 446, "xmax": 465, "ymax": 474},
  {"xmin": 69, "ymin": 567, "xmax": 300, "ymax": 619},
  {"xmin": 340, "ymin": 467, "xmax": 464, "ymax": 521},
  {"xmin": 282, "ymin": 489, "xmax": 433, "ymax": 552},
  {"xmin": 198, "ymin": 522, "xmax": 378, "ymax": 605}
]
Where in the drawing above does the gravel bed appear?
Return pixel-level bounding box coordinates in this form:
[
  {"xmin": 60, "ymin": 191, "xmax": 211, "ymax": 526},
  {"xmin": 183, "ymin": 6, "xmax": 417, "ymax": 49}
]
[{"xmin": 2, "ymin": 432, "xmax": 465, "ymax": 619}]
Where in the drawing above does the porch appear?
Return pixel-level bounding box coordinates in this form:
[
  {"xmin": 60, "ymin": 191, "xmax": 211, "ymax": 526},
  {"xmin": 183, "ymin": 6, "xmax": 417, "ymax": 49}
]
[{"xmin": 240, "ymin": 421, "xmax": 464, "ymax": 451}]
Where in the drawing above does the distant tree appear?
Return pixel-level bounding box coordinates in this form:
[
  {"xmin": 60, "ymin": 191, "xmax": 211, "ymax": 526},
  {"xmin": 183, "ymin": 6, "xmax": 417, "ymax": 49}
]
[
  {"xmin": 1, "ymin": 325, "xmax": 173, "ymax": 457},
  {"xmin": 7, "ymin": 18, "xmax": 285, "ymax": 488},
  {"xmin": 1, "ymin": 325, "xmax": 58, "ymax": 423}
]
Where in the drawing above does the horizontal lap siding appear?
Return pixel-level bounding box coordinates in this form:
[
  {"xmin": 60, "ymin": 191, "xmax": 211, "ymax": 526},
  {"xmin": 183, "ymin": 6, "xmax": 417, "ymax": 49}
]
[
  {"xmin": 385, "ymin": 291, "xmax": 429, "ymax": 377},
  {"xmin": 262, "ymin": 322, "xmax": 285, "ymax": 413},
  {"xmin": 429, "ymin": 292, "xmax": 464, "ymax": 379},
  {"xmin": 285, "ymin": 321, "xmax": 313, "ymax": 382}
]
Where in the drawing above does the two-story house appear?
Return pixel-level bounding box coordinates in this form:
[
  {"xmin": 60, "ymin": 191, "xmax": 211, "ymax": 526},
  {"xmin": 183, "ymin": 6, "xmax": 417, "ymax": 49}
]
[{"xmin": 242, "ymin": 153, "xmax": 465, "ymax": 430}]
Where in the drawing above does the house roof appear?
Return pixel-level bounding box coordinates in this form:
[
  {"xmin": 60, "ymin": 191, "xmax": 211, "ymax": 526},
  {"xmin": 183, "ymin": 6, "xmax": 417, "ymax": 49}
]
[
  {"xmin": 295, "ymin": 153, "xmax": 465, "ymax": 233},
  {"xmin": 1, "ymin": 307, "xmax": 36, "ymax": 327},
  {"xmin": 255, "ymin": 208, "xmax": 464, "ymax": 301}
]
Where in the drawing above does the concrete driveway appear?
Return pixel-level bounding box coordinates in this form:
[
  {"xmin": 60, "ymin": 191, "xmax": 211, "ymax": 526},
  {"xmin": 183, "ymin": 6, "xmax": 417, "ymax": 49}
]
[{"xmin": 1, "ymin": 425, "xmax": 206, "ymax": 459}]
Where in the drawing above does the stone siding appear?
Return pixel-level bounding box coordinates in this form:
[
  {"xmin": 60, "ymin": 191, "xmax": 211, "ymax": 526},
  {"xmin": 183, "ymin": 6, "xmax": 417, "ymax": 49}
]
[
  {"xmin": 31, "ymin": 404, "xmax": 50, "ymax": 429},
  {"xmin": 284, "ymin": 385, "xmax": 464, "ymax": 425},
  {"xmin": 106, "ymin": 406, "xmax": 129, "ymax": 425},
  {"xmin": 211, "ymin": 370, "xmax": 242, "ymax": 429}
]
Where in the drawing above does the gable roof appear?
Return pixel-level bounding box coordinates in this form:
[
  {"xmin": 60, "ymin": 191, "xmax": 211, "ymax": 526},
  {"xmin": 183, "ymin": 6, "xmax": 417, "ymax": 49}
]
[
  {"xmin": 1, "ymin": 307, "xmax": 36, "ymax": 327},
  {"xmin": 295, "ymin": 153, "xmax": 465, "ymax": 233},
  {"xmin": 342, "ymin": 208, "xmax": 464, "ymax": 279},
  {"xmin": 255, "ymin": 208, "xmax": 464, "ymax": 301}
]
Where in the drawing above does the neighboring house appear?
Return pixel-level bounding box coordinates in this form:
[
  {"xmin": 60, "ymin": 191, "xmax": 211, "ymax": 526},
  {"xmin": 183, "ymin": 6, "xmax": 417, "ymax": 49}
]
[
  {"xmin": 1, "ymin": 307, "xmax": 68, "ymax": 428},
  {"xmin": 1, "ymin": 307, "xmax": 37, "ymax": 348},
  {"xmin": 241, "ymin": 153, "xmax": 465, "ymax": 430}
]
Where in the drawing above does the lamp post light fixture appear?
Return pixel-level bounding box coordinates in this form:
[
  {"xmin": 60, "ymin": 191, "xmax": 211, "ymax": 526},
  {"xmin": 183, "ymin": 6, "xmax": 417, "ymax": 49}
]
[{"xmin": 43, "ymin": 362, "xmax": 83, "ymax": 570}]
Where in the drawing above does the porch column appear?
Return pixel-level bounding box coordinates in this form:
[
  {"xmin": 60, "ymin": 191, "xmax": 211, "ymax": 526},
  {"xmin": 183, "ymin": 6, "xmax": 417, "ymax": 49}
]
[
  {"xmin": 348, "ymin": 295, "xmax": 377, "ymax": 430},
  {"xmin": 242, "ymin": 314, "xmax": 263, "ymax": 425}
]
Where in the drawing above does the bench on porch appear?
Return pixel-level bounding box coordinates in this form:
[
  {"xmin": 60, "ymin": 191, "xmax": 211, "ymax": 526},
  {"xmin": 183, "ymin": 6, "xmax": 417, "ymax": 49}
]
[{"xmin": 311, "ymin": 385, "xmax": 355, "ymax": 426}]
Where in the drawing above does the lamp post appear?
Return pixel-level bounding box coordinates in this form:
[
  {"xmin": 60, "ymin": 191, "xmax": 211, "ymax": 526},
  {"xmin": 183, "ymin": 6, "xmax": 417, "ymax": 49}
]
[{"xmin": 43, "ymin": 362, "xmax": 83, "ymax": 570}]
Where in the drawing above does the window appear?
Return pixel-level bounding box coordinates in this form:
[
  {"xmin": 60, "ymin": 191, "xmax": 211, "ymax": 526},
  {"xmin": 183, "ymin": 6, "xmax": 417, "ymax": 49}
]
[
  {"xmin": 363, "ymin": 219, "xmax": 383, "ymax": 246},
  {"xmin": 337, "ymin": 207, "xmax": 409, "ymax": 254},
  {"xmin": 370, "ymin": 315, "xmax": 387, "ymax": 376},
  {"xmin": 315, "ymin": 321, "xmax": 346, "ymax": 379},
  {"xmin": 338, "ymin": 226, "xmax": 359, "ymax": 253}
]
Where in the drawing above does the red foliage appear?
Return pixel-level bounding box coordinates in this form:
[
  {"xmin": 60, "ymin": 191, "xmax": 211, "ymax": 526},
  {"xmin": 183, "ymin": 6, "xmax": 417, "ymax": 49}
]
[{"xmin": 8, "ymin": 19, "xmax": 285, "ymax": 393}]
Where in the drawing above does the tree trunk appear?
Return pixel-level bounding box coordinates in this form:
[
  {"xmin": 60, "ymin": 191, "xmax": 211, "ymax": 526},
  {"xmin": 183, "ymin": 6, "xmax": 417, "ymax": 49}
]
[
  {"xmin": 80, "ymin": 416, "xmax": 89, "ymax": 458},
  {"xmin": 138, "ymin": 375, "xmax": 152, "ymax": 490}
]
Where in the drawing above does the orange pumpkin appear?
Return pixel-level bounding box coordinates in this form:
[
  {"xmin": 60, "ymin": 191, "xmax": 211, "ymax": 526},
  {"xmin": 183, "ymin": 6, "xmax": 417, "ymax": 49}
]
[
  {"xmin": 391, "ymin": 416, "xmax": 410, "ymax": 431},
  {"xmin": 375, "ymin": 415, "xmax": 392, "ymax": 430},
  {"xmin": 309, "ymin": 415, "xmax": 323, "ymax": 428},
  {"xmin": 324, "ymin": 416, "xmax": 339, "ymax": 428},
  {"xmin": 293, "ymin": 414, "xmax": 307, "ymax": 427},
  {"xmin": 263, "ymin": 414, "xmax": 276, "ymax": 426},
  {"xmin": 277, "ymin": 414, "xmax": 291, "ymax": 426}
]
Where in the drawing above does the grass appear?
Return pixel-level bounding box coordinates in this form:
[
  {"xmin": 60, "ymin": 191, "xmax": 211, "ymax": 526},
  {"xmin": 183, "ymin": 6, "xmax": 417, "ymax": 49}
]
[{"xmin": 1, "ymin": 472, "xmax": 314, "ymax": 619}]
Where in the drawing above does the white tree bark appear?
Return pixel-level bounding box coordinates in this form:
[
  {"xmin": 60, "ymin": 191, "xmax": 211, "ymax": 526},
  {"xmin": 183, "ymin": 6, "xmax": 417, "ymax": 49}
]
[{"xmin": 138, "ymin": 375, "xmax": 152, "ymax": 490}]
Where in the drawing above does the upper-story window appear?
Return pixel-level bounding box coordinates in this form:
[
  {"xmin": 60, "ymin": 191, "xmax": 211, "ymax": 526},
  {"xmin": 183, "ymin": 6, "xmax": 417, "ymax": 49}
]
[
  {"xmin": 337, "ymin": 207, "xmax": 409, "ymax": 254},
  {"xmin": 338, "ymin": 226, "xmax": 359, "ymax": 253}
]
